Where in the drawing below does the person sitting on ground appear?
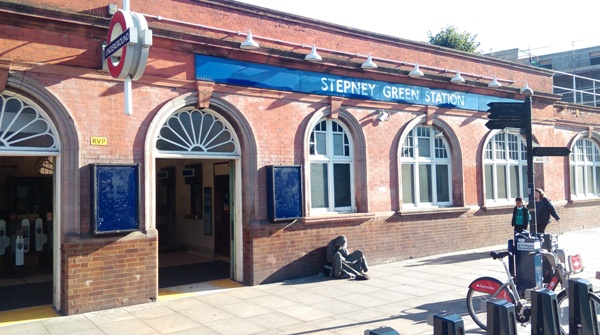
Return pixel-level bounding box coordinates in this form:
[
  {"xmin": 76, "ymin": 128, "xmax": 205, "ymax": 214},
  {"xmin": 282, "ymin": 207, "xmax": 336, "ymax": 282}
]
[{"xmin": 325, "ymin": 235, "xmax": 369, "ymax": 280}]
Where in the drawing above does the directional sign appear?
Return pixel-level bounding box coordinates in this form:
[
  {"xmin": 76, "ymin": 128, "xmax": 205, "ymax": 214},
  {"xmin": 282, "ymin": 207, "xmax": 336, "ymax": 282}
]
[
  {"xmin": 487, "ymin": 102, "xmax": 526, "ymax": 119},
  {"xmin": 532, "ymin": 147, "xmax": 571, "ymax": 157},
  {"xmin": 485, "ymin": 119, "xmax": 525, "ymax": 130},
  {"xmin": 486, "ymin": 102, "xmax": 528, "ymax": 130}
]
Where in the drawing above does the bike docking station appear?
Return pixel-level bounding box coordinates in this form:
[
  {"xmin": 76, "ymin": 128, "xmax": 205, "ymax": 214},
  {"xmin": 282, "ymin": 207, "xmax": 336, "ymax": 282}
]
[{"xmin": 568, "ymin": 278, "xmax": 599, "ymax": 335}]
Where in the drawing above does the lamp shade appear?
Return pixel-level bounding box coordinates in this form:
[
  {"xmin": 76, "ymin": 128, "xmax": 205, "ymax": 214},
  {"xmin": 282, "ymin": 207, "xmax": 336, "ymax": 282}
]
[
  {"xmin": 361, "ymin": 53, "xmax": 377, "ymax": 69},
  {"xmin": 409, "ymin": 63, "xmax": 424, "ymax": 77},
  {"xmin": 305, "ymin": 45, "xmax": 322, "ymax": 62},
  {"xmin": 240, "ymin": 30, "xmax": 260, "ymax": 50},
  {"xmin": 450, "ymin": 70, "xmax": 465, "ymax": 83},
  {"xmin": 488, "ymin": 75, "xmax": 502, "ymax": 88}
]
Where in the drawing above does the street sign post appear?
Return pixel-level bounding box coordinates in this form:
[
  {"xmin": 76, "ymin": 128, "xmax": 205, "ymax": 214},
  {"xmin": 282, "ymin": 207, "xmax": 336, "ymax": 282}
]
[
  {"xmin": 486, "ymin": 102, "xmax": 527, "ymax": 131},
  {"xmin": 532, "ymin": 147, "xmax": 571, "ymax": 157}
]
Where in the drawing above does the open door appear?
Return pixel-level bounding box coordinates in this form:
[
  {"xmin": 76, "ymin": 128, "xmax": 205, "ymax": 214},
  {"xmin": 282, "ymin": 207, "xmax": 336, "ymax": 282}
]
[{"xmin": 156, "ymin": 166, "xmax": 176, "ymax": 250}]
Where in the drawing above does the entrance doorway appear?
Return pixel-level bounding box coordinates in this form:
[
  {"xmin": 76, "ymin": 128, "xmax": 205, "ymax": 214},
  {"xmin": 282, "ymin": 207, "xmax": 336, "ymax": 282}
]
[
  {"xmin": 156, "ymin": 159, "xmax": 232, "ymax": 288},
  {"xmin": 0, "ymin": 156, "xmax": 55, "ymax": 311}
]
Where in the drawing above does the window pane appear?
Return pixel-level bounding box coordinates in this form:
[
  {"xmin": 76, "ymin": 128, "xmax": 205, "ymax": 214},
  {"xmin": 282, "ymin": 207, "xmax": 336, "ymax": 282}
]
[
  {"xmin": 576, "ymin": 166, "xmax": 584, "ymax": 195},
  {"xmin": 485, "ymin": 165, "xmax": 494, "ymax": 200},
  {"xmin": 418, "ymin": 138, "xmax": 431, "ymax": 158},
  {"xmin": 310, "ymin": 163, "xmax": 328, "ymax": 207},
  {"xmin": 419, "ymin": 164, "xmax": 432, "ymax": 203},
  {"xmin": 587, "ymin": 166, "xmax": 594, "ymax": 194},
  {"xmin": 436, "ymin": 165, "xmax": 449, "ymax": 202},
  {"xmin": 334, "ymin": 164, "xmax": 351, "ymax": 207},
  {"xmin": 509, "ymin": 165, "xmax": 520, "ymax": 198},
  {"xmin": 333, "ymin": 133, "xmax": 343, "ymax": 156},
  {"xmin": 497, "ymin": 165, "xmax": 507, "ymax": 199},
  {"xmin": 402, "ymin": 136, "xmax": 414, "ymax": 158},
  {"xmin": 596, "ymin": 166, "xmax": 600, "ymax": 194},
  {"xmin": 571, "ymin": 165, "xmax": 576, "ymax": 194},
  {"xmin": 316, "ymin": 133, "xmax": 327, "ymax": 155},
  {"xmin": 402, "ymin": 164, "xmax": 414, "ymax": 204},
  {"xmin": 522, "ymin": 166, "xmax": 528, "ymax": 199}
]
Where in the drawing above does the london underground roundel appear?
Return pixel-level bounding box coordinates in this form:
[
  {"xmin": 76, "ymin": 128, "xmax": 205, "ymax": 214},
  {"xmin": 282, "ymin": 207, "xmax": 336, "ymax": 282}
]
[{"xmin": 106, "ymin": 10, "xmax": 136, "ymax": 79}]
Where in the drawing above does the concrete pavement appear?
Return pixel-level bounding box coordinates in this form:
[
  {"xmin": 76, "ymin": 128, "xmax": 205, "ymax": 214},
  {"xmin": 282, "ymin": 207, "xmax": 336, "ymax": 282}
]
[{"xmin": 1, "ymin": 227, "xmax": 599, "ymax": 335}]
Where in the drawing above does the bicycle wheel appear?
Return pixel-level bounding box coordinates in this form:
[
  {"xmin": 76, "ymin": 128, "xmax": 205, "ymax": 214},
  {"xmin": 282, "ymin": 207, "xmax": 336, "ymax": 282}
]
[
  {"xmin": 556, "ymin": 289, "xmax": 568, "ymax": 335},
  {"xmin": 466, "ymin": 277, "xmax": 515, "ymax": 330}
]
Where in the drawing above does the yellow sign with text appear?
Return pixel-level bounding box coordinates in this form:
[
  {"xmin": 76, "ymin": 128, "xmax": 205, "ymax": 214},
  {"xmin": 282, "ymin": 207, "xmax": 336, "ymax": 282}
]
[{"xmin": 90, "ymin": 137, "xmax": 108, "ymax": 146}]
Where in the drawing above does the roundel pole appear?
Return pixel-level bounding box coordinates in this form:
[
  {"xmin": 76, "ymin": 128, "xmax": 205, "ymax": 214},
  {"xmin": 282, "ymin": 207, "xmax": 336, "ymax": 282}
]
[{"xmin": 105, "ymin": 1, "xmax": 152, "ymax": 115}]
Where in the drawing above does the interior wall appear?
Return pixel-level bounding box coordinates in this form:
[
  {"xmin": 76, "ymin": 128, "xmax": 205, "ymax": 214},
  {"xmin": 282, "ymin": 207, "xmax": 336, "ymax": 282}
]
[{"xmin": 155, "ymin": 158, "xmax": 228, "ymax": 254}]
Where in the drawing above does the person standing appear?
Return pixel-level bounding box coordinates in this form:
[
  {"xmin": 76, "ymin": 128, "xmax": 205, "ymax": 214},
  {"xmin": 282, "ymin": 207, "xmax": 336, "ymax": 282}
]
[
  {"xmin": 511, "ymin": 197, "xmax": 530, "ymax": 233},
  {"xmin": 534, "ymin": 188, "xmax": 560, "ymax": 233}
]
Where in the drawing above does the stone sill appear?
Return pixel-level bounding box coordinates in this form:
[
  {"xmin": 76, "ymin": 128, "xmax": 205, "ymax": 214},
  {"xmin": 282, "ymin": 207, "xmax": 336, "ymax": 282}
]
[
  {"xmin": 397, "ymin": 207, "xmax": 470, "ymax": 216},
  {"xmin": 302, "ymin": 212, "xmax": 376, "ymax": 225}
]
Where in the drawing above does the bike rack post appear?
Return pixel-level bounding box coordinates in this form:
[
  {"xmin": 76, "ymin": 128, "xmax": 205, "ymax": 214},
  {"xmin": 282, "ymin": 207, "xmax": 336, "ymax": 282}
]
[
  {"xmin": 432, "ymin": 312, "xmax": 464, "ymax": 335},
  {"xmin": 487, "ymin": 298, "xmax": 518, "ymax": 335},
  {"xmin": 568, "ymin": 278, "xmax": 598, "ymax": 335},
  {"xmin": 531, "ymin": 288, "xmax": 560, "ymax": 335}
]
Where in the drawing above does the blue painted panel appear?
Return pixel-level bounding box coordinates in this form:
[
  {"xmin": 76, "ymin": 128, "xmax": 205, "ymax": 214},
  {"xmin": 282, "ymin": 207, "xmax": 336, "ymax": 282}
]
[
  {"xmin": 92, "ymin": 164, "xmax": 140, "ymax": 234},
  {"xmin": 195, "ymin": 54, "xmax": 519, "ymax": 111},
  {"xmin": 266, "ymin": 165, "xmax": 303, "ymax": 222}
]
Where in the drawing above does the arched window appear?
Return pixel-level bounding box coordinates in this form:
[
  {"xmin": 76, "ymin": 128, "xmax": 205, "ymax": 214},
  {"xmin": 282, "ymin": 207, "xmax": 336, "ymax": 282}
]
[
  {"xmin": 401, "ymin": 125, "xmax": 451, "ymax": 207},
  {"xmin": 309, "ymin": 118, "xmax": 354, "ymax": 213},
  {"xmin": 156, "ymin": 107, "xmax": 238, "ymax": 156},
  {"xmin": 483, "ymin": 133, "xmax": 528, "ymax": 204},
  {"xmin": 0, "ymin": 93, "xmax": 58, "ymax": 152},
  {"xmin": 570, "ymin": 138, "xmax": 600, "ymax": 198}
]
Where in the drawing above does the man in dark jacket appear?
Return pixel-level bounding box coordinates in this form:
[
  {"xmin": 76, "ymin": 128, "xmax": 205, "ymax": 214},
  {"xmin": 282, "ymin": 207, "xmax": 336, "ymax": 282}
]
[
  {"xmin": 325, "ymin": 235, "xmax": 369, "ymax": 280},
  {"xmin": 534, "ymin": 188, "xmax": 560, "ymax": 233}
]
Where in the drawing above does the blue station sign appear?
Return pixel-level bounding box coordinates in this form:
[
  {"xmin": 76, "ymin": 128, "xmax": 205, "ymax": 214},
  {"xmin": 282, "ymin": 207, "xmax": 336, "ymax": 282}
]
[{"xmin": 195, "ymin": 54, "xmax": 518, "ymax": 111}]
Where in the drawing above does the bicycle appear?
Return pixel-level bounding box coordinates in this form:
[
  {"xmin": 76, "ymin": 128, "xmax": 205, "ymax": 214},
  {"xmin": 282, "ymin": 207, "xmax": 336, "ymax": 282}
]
[{"xmin": 466, "ymin": 235, "xmax": 584, "ymax": 334}]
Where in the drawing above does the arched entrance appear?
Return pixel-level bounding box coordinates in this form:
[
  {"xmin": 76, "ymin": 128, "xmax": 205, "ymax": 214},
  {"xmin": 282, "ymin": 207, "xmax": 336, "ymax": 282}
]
[
  {"xmin": 145, "ymin": 93, "xmax": 249, "ymax": 287},
  {"xmin": 0, "ymin": 92, "xmax": 59, "ymax": 311}
]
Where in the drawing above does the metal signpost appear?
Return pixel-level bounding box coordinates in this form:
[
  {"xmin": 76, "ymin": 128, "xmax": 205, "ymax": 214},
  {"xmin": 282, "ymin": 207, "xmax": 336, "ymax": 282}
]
[
  {"xmin": 486, "ymin": 89, "xmax": 572, "ymax": 306},
  {"xmin": 104, "ymin": 1, "xmax": 152, "ymax": 115},
  {"xmin": 486, "ymin": 91, "xmax": 570, "ymax": 234}
]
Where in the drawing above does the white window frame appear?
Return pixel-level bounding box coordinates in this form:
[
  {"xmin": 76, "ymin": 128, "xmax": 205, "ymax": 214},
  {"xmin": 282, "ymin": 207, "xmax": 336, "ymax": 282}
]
[
  {"xmin": 483, "ymin": 132, "xmax": 528, "ymax": 205},
  {"xmin": 401, "ymin": 125, "xmax": 452, "ymax": 208},
  {"xmin": 308, "ymin": 118, "xmax": 355, "ymax": 214},
  {"xmin": 570, "ymin": 138, "xmax": 600, "ymax": 199}
]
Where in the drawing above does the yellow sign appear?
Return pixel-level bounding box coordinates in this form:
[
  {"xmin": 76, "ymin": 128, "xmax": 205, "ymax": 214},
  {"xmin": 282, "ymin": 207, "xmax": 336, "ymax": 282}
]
[{"xmin": 90, "ymin": 137, "xmax": 108, "ymax": 146}]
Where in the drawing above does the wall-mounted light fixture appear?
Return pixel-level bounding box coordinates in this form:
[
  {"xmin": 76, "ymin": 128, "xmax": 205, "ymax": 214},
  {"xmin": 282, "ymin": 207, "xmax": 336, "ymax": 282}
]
[
  {"xmin": 240, "ymin": 30, "xmax": 260, "ymax": 50},
  {"xmin": 434, "ymin": 131, "xmax": 444, "ymax": 138},
  {"xmin": 520, "ymin": 82, "xmax": 533, "ymax": 96},
  {"xmin": 409, "ymin": 63, "xmax": 424, "ymax": 78},
  {"xmin": 138, "ymin": 12, "xmax": 516, "ymax": 87},
  {"xmin": 305, "ymin": 45, "xmax": 322, "ymax": 62},
  {"xmin": 376, "ymin": 110, "xmax": 390, "ymax": 122},
  {"xmin": 361, "ymin": 53, "xmax": 377, "ymax": 70},
  {"xmin": 488, "ymin": 75, "xmax": 502, "ymax": 88},
  {"xmin": 450, "ymin": 70, "xmax": 465, "ymax": 83}
]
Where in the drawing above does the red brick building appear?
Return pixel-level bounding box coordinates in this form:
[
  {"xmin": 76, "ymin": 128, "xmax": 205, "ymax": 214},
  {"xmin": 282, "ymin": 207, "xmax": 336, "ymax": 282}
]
[{"xmin": 1, "ymin": 0, "xmax": 599, "ymax": 315}]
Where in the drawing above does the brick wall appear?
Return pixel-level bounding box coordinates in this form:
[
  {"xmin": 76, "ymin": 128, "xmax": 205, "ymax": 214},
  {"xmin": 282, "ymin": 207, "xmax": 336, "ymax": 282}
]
[
  {"xmin": 248, "ymin": 204, "xmax": 600, "ymax": 284},
  {"xmin": 61, "ymin": 232, "xmax": 157, "ymax": 314}
]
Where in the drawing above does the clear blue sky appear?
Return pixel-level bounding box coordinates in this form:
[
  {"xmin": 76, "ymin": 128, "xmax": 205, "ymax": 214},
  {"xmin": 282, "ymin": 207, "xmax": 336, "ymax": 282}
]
[{"xmin": 235, "ymin": 0, "xmax": 599, "ymax": 58}]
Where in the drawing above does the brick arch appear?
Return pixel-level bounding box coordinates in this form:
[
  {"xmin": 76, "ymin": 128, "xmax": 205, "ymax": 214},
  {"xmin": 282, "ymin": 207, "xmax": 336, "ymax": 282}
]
[
  {"xmin": 302, "ymin": 107, "xmax": 368, "ymax": 213},
  {"xmin": 6, "ymin": 72, "xmax": 81, "ymax": 312},
  {"xmin": 396, "ymin": 115, "xmax": 464, "ymax": 208},
  {"xmin": 144, "ymin": 92, "xmax": 258, "ymax": 228}
]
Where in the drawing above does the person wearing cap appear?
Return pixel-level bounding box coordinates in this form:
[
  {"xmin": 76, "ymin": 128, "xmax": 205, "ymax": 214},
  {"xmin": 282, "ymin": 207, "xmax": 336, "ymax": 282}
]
[{"xmin": 325, "ymin": 235, "xmax": 369, "ymax": 280}]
